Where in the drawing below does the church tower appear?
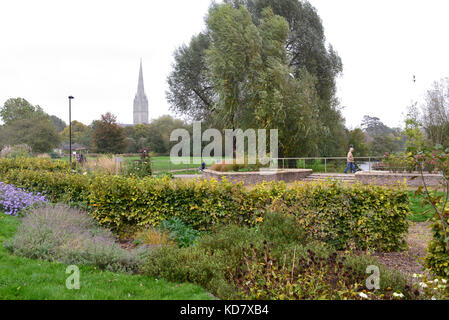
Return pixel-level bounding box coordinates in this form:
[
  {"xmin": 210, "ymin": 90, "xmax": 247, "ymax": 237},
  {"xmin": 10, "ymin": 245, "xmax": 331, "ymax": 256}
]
[{"xmin": 133, "ymin": 60, "xmax": 149, "ymax": 125}]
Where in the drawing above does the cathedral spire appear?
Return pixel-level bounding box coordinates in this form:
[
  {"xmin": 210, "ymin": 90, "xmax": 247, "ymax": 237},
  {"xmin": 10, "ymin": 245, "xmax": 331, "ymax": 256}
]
[
  {"xmin": 133, "ymin": 59, "xmax": 149, "ymax": 125},
  {"xmin": 137, "ymin": 58, "xmax": 145, "ymax": 94}
]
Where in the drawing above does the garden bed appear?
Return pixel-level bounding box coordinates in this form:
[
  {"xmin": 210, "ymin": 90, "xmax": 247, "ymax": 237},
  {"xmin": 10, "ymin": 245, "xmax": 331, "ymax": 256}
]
[{"xmin": 203, "ymin": 168, "xmax": 312, "ymax": 185}]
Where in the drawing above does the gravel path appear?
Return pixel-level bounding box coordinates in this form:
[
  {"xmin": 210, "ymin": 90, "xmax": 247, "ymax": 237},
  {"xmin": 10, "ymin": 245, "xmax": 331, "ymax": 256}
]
[{"xmin": 372, "ymin": 222, "xmax": 432, "ymax": 276}]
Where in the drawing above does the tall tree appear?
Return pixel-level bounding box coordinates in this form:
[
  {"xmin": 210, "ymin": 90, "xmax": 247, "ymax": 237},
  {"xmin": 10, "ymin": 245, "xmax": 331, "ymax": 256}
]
[
  {"xmin": 50, "ymin": 115, "xmax": 67, "ymax": 133},
  {"xmin": 0, "ymin": 118, "xmax": 60, "ymax": 153},
  {"xmin": 1, "ymin": 98, "xmax": 47, "ymax": 125},
  {"xmin": 167, "ymin": 0, "xmax": 345, "ymax": 157},
  {"xmin": 167, "ymin": 33, "xmax": 215, "ymax": 122},
  {"xmin": 347, "ymin": 128, "xmax": 370, "ymax": 156},
  {"xmin": 421, "ymin": 78, "xmax": 449, "ymax": 148},
  {"xmin": 92, "ymin": 113, "xmax": 128, "ymax": 154},
  {"xmin": 60, "ymin": 121, "xmax": 90, "ymax": 145}
]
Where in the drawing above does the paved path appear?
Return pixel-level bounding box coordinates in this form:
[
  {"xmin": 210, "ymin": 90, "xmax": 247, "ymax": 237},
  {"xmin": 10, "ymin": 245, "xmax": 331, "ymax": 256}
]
[
  {"xmin": 173, "ymin": 174, "xmax": 202, "ymax": 180},
  {"xmin": 302, "ymin": 173, "xmax": 356, "ymax": 183},
  {"xmin": 173, "ymin": 172, "xmax": 356, "ymax": 183}
]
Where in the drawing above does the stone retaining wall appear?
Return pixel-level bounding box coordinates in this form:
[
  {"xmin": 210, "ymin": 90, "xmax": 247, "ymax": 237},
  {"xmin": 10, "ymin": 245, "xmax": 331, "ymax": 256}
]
[
  {"xmin": 355, "ymin": 171, "xmax": 444, "ymax": 187},
  {"xmin": 202, "ymin": 169, "xmax": 312, "ymax": 185}
]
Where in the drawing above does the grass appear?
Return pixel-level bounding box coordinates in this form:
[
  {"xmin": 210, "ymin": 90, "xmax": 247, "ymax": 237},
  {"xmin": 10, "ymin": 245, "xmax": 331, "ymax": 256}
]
[
  {"xmin": 0, "ymin": 213, "xmax": 212, "ymax": 300},
  {"xmin": 58, "ymin": 155, "xmax": 220, "ymax": 173},
  {"xmin": 407, "ymin": 191, "xmax": 442, "ymax": 222}
]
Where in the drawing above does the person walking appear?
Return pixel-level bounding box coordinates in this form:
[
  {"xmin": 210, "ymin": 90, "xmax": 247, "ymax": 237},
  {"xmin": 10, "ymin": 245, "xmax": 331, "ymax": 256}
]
[{"xmin": 344, "ymin": 145, "xmax": 356, "ymax": 173}]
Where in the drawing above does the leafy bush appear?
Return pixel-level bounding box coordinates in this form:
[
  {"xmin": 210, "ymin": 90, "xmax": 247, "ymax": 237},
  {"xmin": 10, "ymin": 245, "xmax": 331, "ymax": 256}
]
[
  {"xmin": 425, "ymin": 223, "xmax": 449, "ymax": 277},
  {"xmin": 269, "ymin": 181, "xmax": 410, "ymax": 251},
  {"xmin": 0, "ymin": 157, "xmax": 69, "ymax": 174},
  {"xmin": 2, "ymin": 169, "xmax": 90, "ymax": 209},
  {"xmin": 159, "ymin": 217, "xmax": 201, "ymax": 248},
  {"xmin": 4, "ymin": 204, "xmax": 146, "ymax": 273},
  {"xmin": 0, "ymin": 182, "xmax": 47, "ymax": 216},
  {"xmin": 140, "ymin": 212, "xmax": 414, "ymax": 300},
  {"xmin": 126, "ymin": 160, "xmax": 152, "ymax": 177},
  {"xmin": 407, "ymin": 146, "xmax": 449, "ymax": 277}
]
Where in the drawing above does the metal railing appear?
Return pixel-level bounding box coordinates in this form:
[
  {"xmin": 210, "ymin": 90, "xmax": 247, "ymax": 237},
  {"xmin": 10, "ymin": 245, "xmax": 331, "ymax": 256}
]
[
  {"xmin": 148, "ymin": 156, "xmax": 385, "ymax": 174},
  {"xmin": 274, "ymin": 157, "xmax": 384, "ymax": 173}
]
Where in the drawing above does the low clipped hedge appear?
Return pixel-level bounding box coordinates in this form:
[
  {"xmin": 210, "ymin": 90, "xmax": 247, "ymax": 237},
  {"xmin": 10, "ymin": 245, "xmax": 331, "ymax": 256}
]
[
  {"xmin": 0, "ymin": 167, "xmax": 410, "ymax": 251},
  {"xmin": 0, "ymin": 158, "xmax": 69, "ymax": 174},
  {"xmin": 2, "ymin": 169, "xmax": 90, "ymax": 208},
  {"xmin": 271, "ymin": 181, "xmax": 410, "ymax": 252}
]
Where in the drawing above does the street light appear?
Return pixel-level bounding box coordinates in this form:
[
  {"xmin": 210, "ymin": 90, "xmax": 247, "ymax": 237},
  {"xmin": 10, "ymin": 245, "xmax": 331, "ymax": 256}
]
[{"xmin": 68, "ymin": 96, "xmax": 74, "ymax": 166}]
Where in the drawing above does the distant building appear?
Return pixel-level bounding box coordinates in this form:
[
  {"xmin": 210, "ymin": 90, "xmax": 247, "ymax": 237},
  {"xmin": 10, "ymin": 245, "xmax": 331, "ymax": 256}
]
[{"xmin": 133, "ymin": 59, "xmax": 149, "ymax": 125}]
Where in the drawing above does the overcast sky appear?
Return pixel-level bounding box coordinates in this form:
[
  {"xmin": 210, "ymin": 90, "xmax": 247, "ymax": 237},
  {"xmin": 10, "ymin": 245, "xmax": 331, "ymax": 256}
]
[{"xmin": 1, "ymin": 0, "xmax": 448, "ymax": 129}]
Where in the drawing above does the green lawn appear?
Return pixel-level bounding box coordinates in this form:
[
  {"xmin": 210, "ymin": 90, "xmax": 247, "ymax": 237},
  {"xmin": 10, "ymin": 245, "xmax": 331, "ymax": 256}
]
[
  {"xmin": 59, "ymin": 155, "xmax": 220, "ymax": 173},
  {"xmin": 408, "ymin": 191, "xmax": 441, "ymax": 222},
  {"xmin": 0, "ymin": 213, "xmax": 212, "ymax": 300}
]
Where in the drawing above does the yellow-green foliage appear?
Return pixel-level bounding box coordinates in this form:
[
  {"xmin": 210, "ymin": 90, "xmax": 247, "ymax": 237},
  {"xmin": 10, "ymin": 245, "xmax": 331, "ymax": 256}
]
[
  {"xmin": 0, "ymin": 157, "xmax": 69, "ymax": 174},
  {"xmin": 270, "ymin": 181, "xmax": 410, "ymax": 252},
  {"xmin": 0, "ymin": 158, "xmax": 410, "ymax": 251},
  {"xmin": 425, "ymin": 222, "xmax": 449, "ymax": 277},
  {"xmin": 134, "ymin": 228, "xmax": 174, "ymax": 247},
  {"xmin": 2, "ymin": 169, "xmax": 90, "ymax": 208},
  {"xmin": 89, "ymin": 176, "xmax": 409, "ymax": 251}
]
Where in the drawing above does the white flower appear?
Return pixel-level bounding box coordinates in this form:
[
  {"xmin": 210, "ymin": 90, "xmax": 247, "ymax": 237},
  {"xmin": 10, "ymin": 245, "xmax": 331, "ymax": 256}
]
[
  {"xmin": 412, "ymin": 273, "xmax": 423, "ymax": 278},
  {"xmin": 393, "ymin": 292, "xmax": 405, "ymax": 299},
  {"xmin": 434, "ymin": 279, "xmax": 439, "ymax": 283},
  {"xmin": 419, "ymin": 282, "xmax": 428, "ymax": 288},
  {"xmin": 359, "ymin": 292, "xmax": 369, "ymax": 299},
  {"xmin": 431, "ymin": 297, "xmax": 437, "ymax": 300},
  {"xmin": 442, "ymin": 279, "xmax": 447, "ymax": 284}
]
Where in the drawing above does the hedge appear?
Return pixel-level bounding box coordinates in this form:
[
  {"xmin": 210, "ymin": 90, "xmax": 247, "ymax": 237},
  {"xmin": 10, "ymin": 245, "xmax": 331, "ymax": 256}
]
[
  {"xmin": 271, "ymin": 181, "xmax": 410, "ymax": 252},
  {"xmin": 0, "ymin": 167, "xmax": 410, "ymax": 251},
  {"xmin": 2, "ymin": 169, "xmax": 90, "ymax": 208},
  {"xmin": 0, "ymin": 158, "xmax": 69, "ymax": 175}
]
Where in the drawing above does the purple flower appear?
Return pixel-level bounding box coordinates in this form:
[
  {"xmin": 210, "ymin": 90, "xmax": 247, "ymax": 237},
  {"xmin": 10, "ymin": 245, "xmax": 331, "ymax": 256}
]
[{"xmin": 0, "ymin": 182, "xmax": 47, "ymax": 216}]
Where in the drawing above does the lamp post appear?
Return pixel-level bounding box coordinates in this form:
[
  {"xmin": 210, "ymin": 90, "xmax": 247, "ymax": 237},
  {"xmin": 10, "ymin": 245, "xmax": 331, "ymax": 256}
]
[{"xmin": 68, "ymin": 96, "xmax": 74, "ymax": 166}]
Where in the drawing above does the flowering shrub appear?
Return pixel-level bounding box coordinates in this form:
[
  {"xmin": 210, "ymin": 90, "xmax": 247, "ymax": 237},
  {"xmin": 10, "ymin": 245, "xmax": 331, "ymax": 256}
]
[
  {"xmin": 412, "ymin": 274, "xmax": 449, "ymax": 300},
  {"xmin": 0, "ymin": 182, "xmax": 46, "ymax": 216}
]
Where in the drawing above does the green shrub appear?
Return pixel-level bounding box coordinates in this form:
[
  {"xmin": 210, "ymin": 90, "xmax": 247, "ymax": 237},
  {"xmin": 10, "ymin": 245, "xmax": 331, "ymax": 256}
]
[
  {"xmin": 4, "ymin": 204, "xmax": 146, "ymax": 273},
  {"xmin": 125, "ymin": 160, "xmax": 152, "ymax": 177},
  {"xmin": 0, "ymin": 157, "xmax": 69, "ymax": 174},
  {"xmin": 140, "ymin": 213, "xmax": 414, "ymax": 300},
  {"xmin": 257, "ymin": 210, "xmax": 309, "ymax": 246},
  {"xmin": 270, "ymin": 181, "xmax": 410, "ymax": 251},
  {"xmin": 159, "ymin": 217, "xmax": 201, "ymax": 248},
  {"xmin": 2, "ymin": 169, "xmax": 90, "ymax": 209},
  {"xmin": 425, "ymin": 222, "xmax": 449, "ymax": 277}
]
